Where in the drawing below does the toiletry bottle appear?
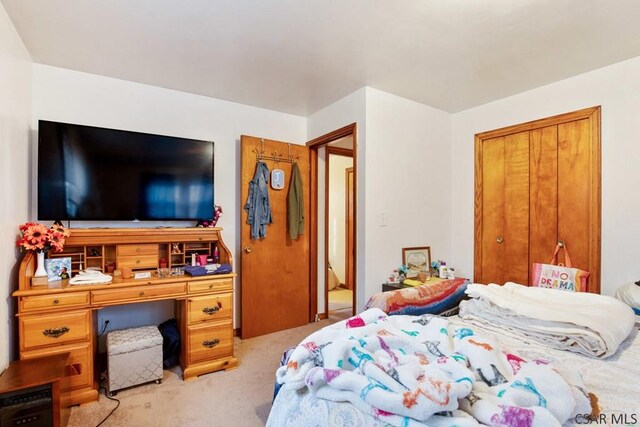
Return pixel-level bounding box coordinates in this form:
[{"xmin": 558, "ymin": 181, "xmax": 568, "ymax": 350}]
[
  {"xmin": 191, "ymin": 253, "xmax": 196, "ymax": 266},
  {"xmin": 439, "ymin": 261, "xmax": 448, "ymax": 279},
  {"xmin": 213, "ymin": 246, "xmax": 220, "ymax": 263},
  {"xmin": 448, "ymin": 267, "xmax": 455, "ymax": 279}
]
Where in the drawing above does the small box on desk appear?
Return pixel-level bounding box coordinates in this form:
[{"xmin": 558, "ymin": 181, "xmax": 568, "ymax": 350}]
[{"xmin": 31, "ymin": 276, "xmax": 49, "ymax": 286}]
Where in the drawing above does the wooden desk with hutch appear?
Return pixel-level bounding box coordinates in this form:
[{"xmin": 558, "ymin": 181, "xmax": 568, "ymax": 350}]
[{"xmin": 13, "ymin": 228, "xmax": 237, "ymax": 407}]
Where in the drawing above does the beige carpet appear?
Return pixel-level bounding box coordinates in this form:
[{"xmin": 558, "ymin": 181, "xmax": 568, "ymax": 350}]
[
  {"xmin": 67, "ymin": 311, "xmax": 351, "ymax": 427},
  {"xmin": 328, "ymin": 287, "xmax": 353, "ymax": 314}
]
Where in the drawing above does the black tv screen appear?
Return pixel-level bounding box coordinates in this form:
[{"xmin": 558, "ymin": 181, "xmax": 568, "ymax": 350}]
[{"xmin": 38, "ymin": 120, "xmax": 214, "ymax": 221}]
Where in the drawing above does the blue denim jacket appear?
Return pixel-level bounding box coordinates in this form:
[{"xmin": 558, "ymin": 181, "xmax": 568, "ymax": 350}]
[{"xmin": 244, "ymin": 161, "xmax": 272, "ymax": 239}]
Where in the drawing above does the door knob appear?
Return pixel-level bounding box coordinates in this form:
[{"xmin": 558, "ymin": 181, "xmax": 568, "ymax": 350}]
[
  {"xmin": 496, "ymin": 236, "xmax": 504, "ymax": 244},
  {"xmin": 244, "ymin": 246, "xmax": 252, "ymax": 254}
]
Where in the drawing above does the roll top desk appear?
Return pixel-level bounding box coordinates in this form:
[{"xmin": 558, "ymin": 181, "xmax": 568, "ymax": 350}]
[{"xmin": 13, "ymin": 228, "xmax": 237, "ymax": 407}]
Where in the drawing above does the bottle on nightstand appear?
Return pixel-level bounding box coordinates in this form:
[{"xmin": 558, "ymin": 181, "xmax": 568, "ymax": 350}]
[{"xmin": 439, "ymin": 262, "xmax": 448, "ymax": 279}]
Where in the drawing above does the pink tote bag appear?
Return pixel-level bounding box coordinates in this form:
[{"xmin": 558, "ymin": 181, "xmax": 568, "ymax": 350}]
[{"xmin": 531, "ymin": 244, "xmax": 590, "ymax": 292}]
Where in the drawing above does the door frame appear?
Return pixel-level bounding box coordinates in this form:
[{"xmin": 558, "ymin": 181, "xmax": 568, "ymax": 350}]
[
  {"xmin": 307, "ymin": 123, "xmax": 358, "ymax": 321},
  {"xmin": 474, "ymin": 106, "xmax": 601, "ymax": 292}
]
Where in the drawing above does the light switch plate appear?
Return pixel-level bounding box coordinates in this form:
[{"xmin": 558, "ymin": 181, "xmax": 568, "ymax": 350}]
[{"xmin": 380, "ymin": 212, "xmax": 388, "ymax": 227}]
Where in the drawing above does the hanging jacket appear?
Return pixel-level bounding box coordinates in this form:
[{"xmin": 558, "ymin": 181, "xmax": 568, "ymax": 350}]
[
  {"xmin": 244, "ymin": 161, "xmax": 272, "ymax": 239},
  {"xmin": 287, "ymin": 162, "xmax": 304, "ymax": 240}
]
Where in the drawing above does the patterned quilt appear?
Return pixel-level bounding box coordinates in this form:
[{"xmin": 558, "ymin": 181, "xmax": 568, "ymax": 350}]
[{"xmin": 364, "ymin": 278, "xmax": 468, "ymax": 316}]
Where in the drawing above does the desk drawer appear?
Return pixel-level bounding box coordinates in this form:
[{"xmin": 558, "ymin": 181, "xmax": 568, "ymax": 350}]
[
  {"xmin": 21, "ymin": 292, "xmax": 89, "ymax": 312},
  {"xmin": 117, "ymin": 244, "xmax": 158, "ymax": 256},
  {"xmin": 22, "ymin": 341, "xmax": 93, "ymax": 391},
  {"xmin": 116, "ymin": 254, "xmax": 159, "ymax": 269},
  {"xmin": 92, "ymin": 282, "xmax": 186, "ymax": 305},
  {"xmin": 188, "ymin": 278, "xmax": 233, "ymax": 294},
  {"xmin": 187, "ymin": 321, "xmax": 233, "ymax": 364},
  {"xmin": 21, "ymin": 311, "xmax": 90, "ymax": 350},
  {"xmin": 187, "ymin": 293, "xmax": 232, "ymax": 324}
]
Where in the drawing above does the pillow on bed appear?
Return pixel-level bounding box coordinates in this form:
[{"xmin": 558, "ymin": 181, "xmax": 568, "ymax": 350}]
[{"xmin": 364, "ymin": 278, "xmax": 468, "ymax": 316}]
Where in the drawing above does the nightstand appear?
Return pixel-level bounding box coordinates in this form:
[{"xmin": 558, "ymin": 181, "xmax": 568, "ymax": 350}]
[
  {"xmin": 382, "ymin": 282, "xmax": 411, "ymax": 292},
  {"xmin": 382, "ymin": 276, "xmax": 461, "ymax": 292}
]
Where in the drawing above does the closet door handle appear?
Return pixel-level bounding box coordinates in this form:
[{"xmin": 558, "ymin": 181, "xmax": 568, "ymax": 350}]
[
  {"xmin": 496, "ymin": 236, "xmax": 504, "ymax": 244},
  {"xmin": 244, "ymin": 246, "xmax": 252, "ymax": 254}
]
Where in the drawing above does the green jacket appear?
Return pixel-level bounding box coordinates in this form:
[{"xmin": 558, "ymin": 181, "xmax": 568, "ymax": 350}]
[{"xmin": 287, "ymin": 162, "xmax": 304, "ymax": 240}]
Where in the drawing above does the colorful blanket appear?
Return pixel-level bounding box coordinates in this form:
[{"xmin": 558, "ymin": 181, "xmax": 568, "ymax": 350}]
[
  {"xmin": 364, "ymin": 278, "xmax": 468, "ymax": 316},
  {"xmin": 460, "ymin": 282, "xmax": 636, "ymax": 358},
  {"xmin": 275, "ymin": 309, "xmax": 591, "ymax": 427}
]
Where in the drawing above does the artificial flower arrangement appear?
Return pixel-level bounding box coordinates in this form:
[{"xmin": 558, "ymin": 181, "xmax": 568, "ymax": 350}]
[
  {"xmin": 388, "ymin": 264, "xmax": 409, "ymax": 283},
  {"xmin": 196, "ymin": 205, "xmax": 223, "ymax": 228},
  {"xmin": 16, "ymin": 222, "xmax": 70, "ymax": 253},
  {"xmin": 17, "ymin": 222, "xmax": 71, "ymax": 279}
]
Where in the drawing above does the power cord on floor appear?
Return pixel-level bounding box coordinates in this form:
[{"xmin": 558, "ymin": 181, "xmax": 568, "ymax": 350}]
[
  {"xmin": 96, "ymin": 385, "xmax": 120, "ymax": 427},
  {"xmin": 98, "ymin": 320, "xmax": 110, "ymax": 337}
]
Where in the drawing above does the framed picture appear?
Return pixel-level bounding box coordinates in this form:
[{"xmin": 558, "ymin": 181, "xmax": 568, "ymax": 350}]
[
  {"xmin": 402, "ymin": 246, "xmax": 431, "ymax": 279},
  {"xmin": 44, "ymin": 257, "xmax": 72, "ymax": 282}
]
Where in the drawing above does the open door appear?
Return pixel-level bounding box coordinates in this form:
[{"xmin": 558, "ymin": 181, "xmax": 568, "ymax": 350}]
[
  {"xmin": 345, "ymin": 167, "xmax": 354, "ymax": 290},
  {"xmin": 240, "ymin": 136, "xmax": 310, "ymax": 338}
]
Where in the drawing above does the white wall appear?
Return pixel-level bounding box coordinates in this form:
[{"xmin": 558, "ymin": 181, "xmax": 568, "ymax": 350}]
[
  {"xmin": 364, "ymin": 88, "xmax": 452, "ymax": 299},
  {"xmin": 308, "ymin": 88, "xmax": 367, "ymax": 312},
  {"xmin": 328, "ymin": 154, "xmax": 353, "ymax": 283},
  {"xmin": 308, "ymin": 87, "xmax": 453, "ymax": 310},
  {"xmin": 31, "ymin": 64, "xmax": 307, "ymax": 329},
  {"xmin": 451, "ymin": 56, "xmax": 640, "ymax": 296},
  {"xmin": 0, "ymin": 3, "xmax": 32, "ymax": 370}
]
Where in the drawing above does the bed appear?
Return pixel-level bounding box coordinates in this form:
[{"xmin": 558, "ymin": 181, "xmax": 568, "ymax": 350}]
[{"xmin": 268, "ymin": 283, "xmax": 639, "ymax": 427}]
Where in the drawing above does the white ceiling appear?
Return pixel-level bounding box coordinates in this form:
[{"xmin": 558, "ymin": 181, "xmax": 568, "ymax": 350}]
[{"xmin": 4, "ymin": 0, "xmax": 640, "ymax": 116}]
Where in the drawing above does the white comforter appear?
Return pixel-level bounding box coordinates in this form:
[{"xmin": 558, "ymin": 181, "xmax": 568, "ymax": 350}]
[{"xmin": 459, "ymin": 282, "xmax": 635, "ymax": 358}]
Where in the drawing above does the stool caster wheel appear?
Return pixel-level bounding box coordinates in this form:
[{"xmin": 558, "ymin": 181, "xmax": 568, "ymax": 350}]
[
  {"xmin": 155, "ymin": 379, "xmax": 162, "ymax": 384},
  {"xmin": 108, "ymin": 390, "xmax": 117, "ymax": 397}
]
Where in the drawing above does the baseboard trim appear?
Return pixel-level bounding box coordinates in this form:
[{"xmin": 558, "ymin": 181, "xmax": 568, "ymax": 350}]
[
  {"xmin": 233, "ymin": 328, "xmax": 241, "ymax": 337},
  {"xmin": 317, "ymin": 313, "xmax": 328, "ymax": 320}
]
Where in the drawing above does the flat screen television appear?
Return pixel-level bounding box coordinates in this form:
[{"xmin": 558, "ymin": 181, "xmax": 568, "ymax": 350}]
[{"xmin": 38, "ymin": 120, "xmax": 214, "ymax": 221}]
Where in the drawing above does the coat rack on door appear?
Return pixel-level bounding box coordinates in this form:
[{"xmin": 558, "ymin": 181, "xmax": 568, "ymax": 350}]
[{"xmin": 253, "ymin": 138, "xmax": 300, "ymax": 164}]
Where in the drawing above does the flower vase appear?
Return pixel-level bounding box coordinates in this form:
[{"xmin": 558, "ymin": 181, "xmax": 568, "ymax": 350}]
[{"xmin": 34, "ymin": 251, "xmax": 48, "ymax": 277}]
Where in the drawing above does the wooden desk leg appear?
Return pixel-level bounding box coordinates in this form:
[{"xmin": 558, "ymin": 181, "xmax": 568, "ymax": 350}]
[{"xmin": 52, "ymin": 379, "xmax": 61, "ymax": 427}]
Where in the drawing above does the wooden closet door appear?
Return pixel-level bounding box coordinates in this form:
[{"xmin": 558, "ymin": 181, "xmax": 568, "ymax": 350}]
[
  {"xmin": 557, "ymin": 119, "xmax": 592, "ymax": 271},
  {"xmin": 475, "ymin": 106, "xmax": 600, "ymax": 293},
  {"xmin": 529, "ymin": 126, "xmax": 558, "ymax": 268},
  {"xmin": 479, "ymin": 131, "xmax": 530, "ymax": 285}
]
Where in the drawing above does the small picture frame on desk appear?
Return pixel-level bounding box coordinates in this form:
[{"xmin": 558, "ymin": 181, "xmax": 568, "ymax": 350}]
[
  {"xmin": 44, "ymin": 257, "xmax": 72, "ymax": 282},
  {"xmin": 402, "ymin": 246, "xmax": 431, "ymax": 279}
]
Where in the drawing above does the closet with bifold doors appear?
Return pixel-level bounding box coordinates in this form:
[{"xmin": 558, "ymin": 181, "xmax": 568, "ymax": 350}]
[{"xmin": 474, "ymin": 106, "xmax": 601, "ymax": 293}]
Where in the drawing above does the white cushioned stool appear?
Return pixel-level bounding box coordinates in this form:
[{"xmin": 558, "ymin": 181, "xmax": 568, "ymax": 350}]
[{"xmin": 107, "ymin": 325, "xmax": 163, "ymax": 396}]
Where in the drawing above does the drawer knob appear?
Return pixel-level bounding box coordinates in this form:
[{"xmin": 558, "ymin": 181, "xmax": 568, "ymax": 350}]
[
  {"xmin": 208, "ymin": 284, "xmax": 213, "ymax": 289},
  {"xmin": 52, "ymin": 299, "xmax": 59, "ymax": 305},
  {"xmin": 202, "ymin": 305, "xmax": 221, "ymax": 315},
  {"xmin": 136, "ymin": 248, "xmax": 141, "ymax": 252},
  {"xmin": 136, "ymin": 260, "xmax": 141, "ymax": 264},
  {"xmin": 43, "ymin": 326, "xmax": 69, "ymax": 338},
  {"xmin": 139, "ymin": 291, "xmax": 145, "ymax": 296},
  {"xmin": 203, "ymin": 339, "xmax": 220, "ymax": 348}
]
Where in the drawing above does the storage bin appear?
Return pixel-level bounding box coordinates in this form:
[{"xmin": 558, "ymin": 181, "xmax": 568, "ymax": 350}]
[{"xmin": 107, "ymin": 325, "xmax": 163, "ymax": 395}]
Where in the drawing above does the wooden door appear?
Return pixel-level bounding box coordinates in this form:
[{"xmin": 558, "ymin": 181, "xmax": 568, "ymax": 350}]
[
  {"xmin": 529, "ymin": 125, "xmax": 558, "ymax": 269},
  {"xmin": 557, "ymin": 119, "xmax": 592, "ymax": 274},
  {"xmin": 345, "ymin": 167, "xmax": 354, "ymax": 290},
  {"xmin": 475, "ymin": 107, "xmax": 601, "ymax": 293},
  {"xmin": 240, "ymin": 136, "xmax": 310, "ymax": 338},
  {"xmin": 478, "ymin": 132, "xmax": 530, "ymax": 285}
]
